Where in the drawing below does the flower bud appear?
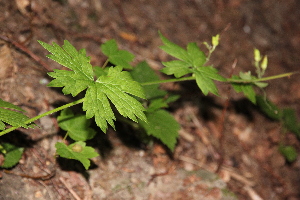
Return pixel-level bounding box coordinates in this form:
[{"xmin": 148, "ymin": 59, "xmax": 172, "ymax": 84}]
[
  {"xmin": 254, "ymin": 48, "xmax": 261, "ymax": 62},
  {"xmin": 261, "ymin": 56, "xmax": 268, "ymax": 71}
]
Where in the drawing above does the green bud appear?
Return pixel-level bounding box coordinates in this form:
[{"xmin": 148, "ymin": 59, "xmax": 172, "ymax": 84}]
[
  {"xmin": 254, "ymin": 48, "xmax": 261, "ymax": 62},
  {"xmin": 261, "ymin": 56, "xmax": 268, "ymax": 71},
  {"xmin": 212, "ymin": 34, "xmax": 220, "ymax": 47}
]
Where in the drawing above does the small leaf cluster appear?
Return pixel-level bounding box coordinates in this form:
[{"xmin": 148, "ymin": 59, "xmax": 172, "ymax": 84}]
[
  {"xmin": 55, "ymin": 108, "xmax": 99, "ymax": 169},
  {"xmin": 230, "ymin": 49, "xmax": 269, "ymax": 104},
  {"xmin": 159, "ymin": 32, "xmax": 226, "ymax": 96}
]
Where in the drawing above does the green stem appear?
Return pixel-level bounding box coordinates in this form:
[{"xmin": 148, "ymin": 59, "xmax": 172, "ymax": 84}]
[
  {"xmin": 226, "ymin": 72, "xmax": 297, "ymax": 83},
  {"xmin": 141, "ymin": 76, "xmax": 195, "ymax": 86},
  {"xmin": 102, "ymin": 59, "xmax": 109, "ymax": 68},
  {"xmin": 141, "ymin": 72, "xmax": 297, "ymax": 86},
  {"xmin": 0, "ymin": 98, "xmax": 85, "ymax": 137}
]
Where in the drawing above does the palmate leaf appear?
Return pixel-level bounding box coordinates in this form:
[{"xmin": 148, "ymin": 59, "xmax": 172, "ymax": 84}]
[
  {"xmin": 39, "ymin": 40, "xmax": 147, "ymax": 133},
  {"xmin": 159, "ymin": 33, "xmax": 225, "ymax": 95},
  {"xmin": 55, "ymin": 141, "xmax": 99, "ymax": 170},
  {"xmin": 83, "ymin": 66, "xmax": 147, "ymax": 132},
  {"xmin": 159, "ymin": 32, "xmax": 206, "ymax": 69},
  {"xmin": 38, "ymin": 40, "xmax": 94, "ymax": 96},
  {"xmin": 0, "ymin": 99, "xmax": 32, "ymax": 130}
]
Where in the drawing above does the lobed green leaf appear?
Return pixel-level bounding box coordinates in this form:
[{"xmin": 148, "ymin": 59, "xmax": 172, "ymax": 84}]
[
  {"xmin": 159, "ymin": 32, "xmax": 189, "ymax": 62},
  {"xmin": 55, "ymin": 141, "xmax": 99, "ymax": 170},
  {"xmin": 101, "ymin": 39, "xmax": 134, "ymax": 69},
  {"xmin": 83, "ymin": 66, "xmax": 147, "ymax": 132},
  {"xmin": 159, "ymin": 33, "xmax": 225, "ymax": 96},
  {"xmin": 186, "ymin": 42, "xmax": 206, "ymax": 67},
  {"xmin": 38, "ymin": 40, "xmax": 94, "ymax": 96},
  {"xmin": 193, "ymin": 67, "xmax": 225, "ymax": 96}
]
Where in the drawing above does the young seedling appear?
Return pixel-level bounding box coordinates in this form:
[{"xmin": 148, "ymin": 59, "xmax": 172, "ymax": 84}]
[{"xmin": 0, "ymin": 33, "xmax": 298, "ymax": 169}]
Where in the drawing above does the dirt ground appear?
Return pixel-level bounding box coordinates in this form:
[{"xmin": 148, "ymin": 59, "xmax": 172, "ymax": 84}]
[{"xmin": 0, "ymin": 0, "xmax": 300, "ymax": 199}]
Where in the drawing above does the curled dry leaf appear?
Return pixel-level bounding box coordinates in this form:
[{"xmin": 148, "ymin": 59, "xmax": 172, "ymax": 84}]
[{"xmin": 0, "ymin": 42, "xmax": 15, "ymax": 79}]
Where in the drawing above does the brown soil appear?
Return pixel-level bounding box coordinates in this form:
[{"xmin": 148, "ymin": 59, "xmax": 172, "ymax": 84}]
[{"xmin": 0, "ymin": 0, "xmax": 300, "ymax": 199}]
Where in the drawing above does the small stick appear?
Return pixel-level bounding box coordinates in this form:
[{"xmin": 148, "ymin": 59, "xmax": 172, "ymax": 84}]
[
  {"xmin": 147, "ymin": 165, "xmax": 175, "ymax": 186},
  {"xmin": 3, "ymin": 168, "xmax": 55, "ymax": 180},
  {"xmin": 215, "ymin": 59, "xmax": 237, "ymax": 173},
  {"xmin": 0, "ymin": 34, "xmax": 52, "ymax": 72},
  {"xmin": 59, "ymin": 177, "xmax": 82, "ymax": 200}
]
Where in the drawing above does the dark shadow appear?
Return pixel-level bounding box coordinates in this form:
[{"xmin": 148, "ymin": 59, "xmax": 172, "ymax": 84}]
[
  {"xmin": 178, "ymin": 80, "xmax": 257, "ymax": 122},
  {"xmin": 87, "ymin": 126, "xmax": 114, "ymax": 160},
  {"xmin": 115, "ymin": 121, "xmax": 149, "ymax": 150},
  {"xmin": 153, "ymin": 137, "xmax": 177, "ymax": 159},
  {"xmin": 56, "ymin": 157, "xmax": 93, "ymax": 180},
  {"xmin": 198, "ymin": 96, "xmax": 223, "ymax": 121},
  {"xmin": 0, "ymin": 130, "xmax": 36, "ymax": 148},
  {"xmin": 231, "ymin": 98, "xmax": 256, "ymax": 121}
]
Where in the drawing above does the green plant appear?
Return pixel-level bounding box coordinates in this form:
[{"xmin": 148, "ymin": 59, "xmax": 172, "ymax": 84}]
[
  {"xmin": 0, "ymin": 33, "xmax": 297, "ymax": 169},
  {"xmin": 256, "ymin": 96, "xmax": 300, "ymax": 162}
]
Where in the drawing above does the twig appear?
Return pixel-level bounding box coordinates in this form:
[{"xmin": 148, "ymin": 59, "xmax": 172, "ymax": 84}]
[
  {"xmin": 178, "ymin": 155, "xmax": 255, "ymax": 187},
  {"xmin": 0, "ymin": 34, "xmax": 52, "ymax": 72},
  {"xmin": 38, "ymin": 180, "xmax": 55, "ymax": 200},
  {"xmin": 215, "ymin": 59, "xmax": 237, "ymax": 173},
  {"xmin": 3, "ymin": 168, "xmax": 55, "ymax": 180},
  {"xmin": 243, "ymin": 186, "xmax": 263, "ymax": 200},
  {"xmin": 147, "ymin": 165, "xmax": 175, "ymax": 186},
  {"xmin": 59, "ymin": 177, "xmax": 82, "ymax": 200}
]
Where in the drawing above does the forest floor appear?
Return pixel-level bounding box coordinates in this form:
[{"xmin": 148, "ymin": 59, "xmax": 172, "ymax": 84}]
[{"xmin": 0, "ymin": 0, "xmax": 300, "ymax": 199}]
